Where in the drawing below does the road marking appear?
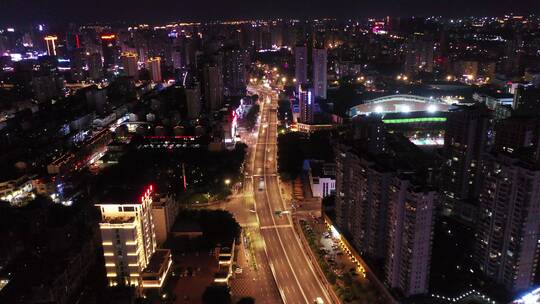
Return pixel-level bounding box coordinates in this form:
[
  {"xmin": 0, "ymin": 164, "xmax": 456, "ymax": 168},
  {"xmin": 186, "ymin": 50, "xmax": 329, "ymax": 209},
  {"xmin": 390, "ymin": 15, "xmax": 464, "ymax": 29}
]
[
  {"xmin": 260, "ymin": 224, "xmax": 293, "ymax": 230},
  {"xmin": 261, "ymin": 117, "xmax": 310, "ymax": 304}
]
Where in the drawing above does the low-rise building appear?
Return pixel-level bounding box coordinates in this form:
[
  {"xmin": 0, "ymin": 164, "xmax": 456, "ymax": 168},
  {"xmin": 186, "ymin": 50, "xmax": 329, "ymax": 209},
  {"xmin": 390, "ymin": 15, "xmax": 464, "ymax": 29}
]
[
  {"xmin": 152, "ymin": 194, "xmax": 179, "ymax": 246},
  {"xmin": 141, "ymin": 249, "xmax": 172, "ymax": 290},
  {"xmin": 305, "ymin": 160, "xmax": 336, "ymax": 198}
]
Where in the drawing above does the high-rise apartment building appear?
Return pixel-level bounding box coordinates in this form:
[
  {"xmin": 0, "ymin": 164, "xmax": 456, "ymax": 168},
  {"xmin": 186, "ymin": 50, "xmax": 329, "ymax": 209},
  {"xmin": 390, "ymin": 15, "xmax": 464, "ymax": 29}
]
[
  {"xmin": 101, "ymin": 34, "xmax": 119, "ymax": 70},
  {"xmin": 513, "ymin": 85, "xmax": 540, "ymax": 116},
  {"xmin": 121, "ymin": 52, "xmax": 138, "ymax": 79},
  {"xmin": 222, "ymin": 47, "xmax": 249, "ymax": 97},
  {"xmin": 403, "ymin": 35, "xmax": 434, "ymax": 75},
  {"xmin": 335, "ymin": 117, "xmax": 387, "ymax": 234},
  {"xmin": 295, "ymin": 45, "xmax": 308, "ymax": 85},
  {"xmin": 185, "ymin": 83, "xmax": 201, "ymax": 119},
  {"xmin": 441, "ymin": 104, "xmax": 490, "ymax": 221},
  {"xmin": 334, "ymin": 144, "xmax": 392, "ymax": 259},
  {"xmin": 494, "ymin": 116, "xmax": 540, "ymax": 164},
  {"xmin": 147, "ymin": 57, "xmax": 162, "ymax": 83},
  {"xmin": 385, "ymin": 175, "xmax": 436, "ymax": 297},
  {"xmin": 335, "ymin": 132, "xmax": 436, "ymax": 297},
  {"xmin": 475, "ymin": 153, "xmax": 540, "ymax": 293},
  {"xmin": 204, "ymin": 64, "xmax": 224, "ymax": 112},
  {"xmin": 87, "ymin": 53, "xmax": 103, "ymax": 80},
  {"xmin": 312, "ymin": 47, "xmax": 327, "ymax": 99}
]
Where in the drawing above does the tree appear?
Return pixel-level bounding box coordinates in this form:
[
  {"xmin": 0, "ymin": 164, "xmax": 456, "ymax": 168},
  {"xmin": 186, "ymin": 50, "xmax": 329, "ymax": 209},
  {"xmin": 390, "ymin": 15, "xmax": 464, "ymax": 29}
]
[
  {"xmin": 242, "ymin": 104, "xmax": 260, "ymax": 131},
  {"xmin": 277, "ymin": 132, "xmax": 303, "ymax": 180},
  {"xmin": 202, "ymin": 285, "xmax": 231, "ymax": 304}
]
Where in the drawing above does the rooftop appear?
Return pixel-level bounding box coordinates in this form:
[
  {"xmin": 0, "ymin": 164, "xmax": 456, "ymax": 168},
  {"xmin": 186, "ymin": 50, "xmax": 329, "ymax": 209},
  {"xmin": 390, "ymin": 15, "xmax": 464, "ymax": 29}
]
[
  {"xmin": 96, "ymin": 185, "xmax": 154, "ymax": 205},
  {"xmin": 307, "ymin": 160, "xmax": 336, "ymax": 178},
  {"xmin": 143, "ymin": 249, "xmax": 171, "ymax": 274},
  {"xmin": 101, "ymin": 215, "xmax": 136, "ymax": 224}
]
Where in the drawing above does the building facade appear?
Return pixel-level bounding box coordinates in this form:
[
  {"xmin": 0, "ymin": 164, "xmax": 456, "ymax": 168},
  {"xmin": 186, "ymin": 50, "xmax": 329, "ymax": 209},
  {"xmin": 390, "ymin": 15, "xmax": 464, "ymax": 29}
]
[
  {"xmin": 96, "ymin": 185, "xmax": 157, "ymax": 287},
  {"xmin": 295, "ymin": 46, "xmax": 308, "ymax": 85},
  {"xmin": 121, "ymin": 52, "xmax": 138, "ymax": 79},
  {"xmin": 441, "ymin": 104, "xmax": 490, "ymax": 221},
  {"xmin": 151, "ymin": 194, "xmax": 179, "ymax": 246},
  {"xmin": 147, "ymin": 57, "xmax": 162, "ymax": 83},
  {"xmin": 222, "ymin": 47, "xmax": 248, "ymax": 97},
  {"xmin": 385, "ymin": 176, "xmax": 435, "ymax": 297},
  {"xmin": 475, "ymin": 153, "xmax": 540, "ymax": 293},
  {"xmin": 185, "ymin": 83, "xmax": 201, "ymax": 120},
  {"xmin": 312, "ymin": 47, "xmax": 327, "ymax": 99},
  {"xmin": 101, "ymin": 34, "xmax": 119, "ymax": 70},
  {"xmin": 298, "ymin": 84, "xmax": 314, "ymax": 124},
  {"xmin": 204, "ymin": 64, "xmax": 224, "ymax": 112}
]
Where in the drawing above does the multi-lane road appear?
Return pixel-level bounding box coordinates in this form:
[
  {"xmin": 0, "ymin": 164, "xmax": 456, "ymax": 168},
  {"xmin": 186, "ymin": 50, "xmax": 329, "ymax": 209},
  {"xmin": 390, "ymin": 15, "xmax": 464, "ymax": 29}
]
[{"xmin": 247, "ymin": 87, "xmax": 333, "ymax": 304}]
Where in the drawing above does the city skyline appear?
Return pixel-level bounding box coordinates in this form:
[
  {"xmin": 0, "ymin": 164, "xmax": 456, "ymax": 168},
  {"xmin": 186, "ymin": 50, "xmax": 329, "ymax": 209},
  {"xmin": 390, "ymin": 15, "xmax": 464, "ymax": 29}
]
[
  {"xmin": 1, "ymin": 10, "xmax": 540, "ymax": 304},
  {"xmin": 1, "ymin": 0, "xmax": 540, "ymax": 26}
]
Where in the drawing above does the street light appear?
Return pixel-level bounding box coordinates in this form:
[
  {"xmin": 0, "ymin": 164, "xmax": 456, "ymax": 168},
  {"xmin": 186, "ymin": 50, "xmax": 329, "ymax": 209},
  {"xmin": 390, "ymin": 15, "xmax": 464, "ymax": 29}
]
[
  {"xmin": 224, "ymin": 179, "xmax": 231, "ymax": 185},
  {"xmin": 281, "ymin": 77, "xmax": 287, "ymax": 82}
]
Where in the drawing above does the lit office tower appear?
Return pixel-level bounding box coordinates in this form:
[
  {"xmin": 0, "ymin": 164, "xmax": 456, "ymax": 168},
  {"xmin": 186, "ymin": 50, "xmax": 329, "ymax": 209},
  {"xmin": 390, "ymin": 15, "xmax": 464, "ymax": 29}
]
[
  {"xmin": 475, "ymin": 153, "xmax": 540, "ymax": 293},
  {"xmin": 294, "ymin": 46, "xmax": 308, "ymax": 85},
  {"xmin": 87, "ymin": 52, "xmax": 103, "ymax": 80},
  {"xmin": 203, "ymin": 64, "xmax": 224, "ymax": 112},
  {"xmin": 95, "ymin": 185, "xmax": 157, "ymax": 287},
  {"xmin": 312, "ymin": 47, "xmax": 327, "ymax": 99},
  {"xmin": 147, "ymin": 57, "xmax": 162, "ymax": 83},
  {"xmin": 222, "ymin": 47, "xmax": 249, "ymax": 96},
  {"xmin": 403, "ymin": 35, "xmax": 434, "ymax": 75},
  {"xmin": 101, "ymin": 34, "xmax": 119, "ymax": 69},
  {"xmin": 121, "ymin": 52, "xmax": 138, "ymax": 79},
  {"xmin": 441, "ymin": 104, "xmax": 490, "ymax": 220},
  {"xmin": 298, "ymin": 83, "xmax": 314, "ymax": 124},
  {"xmin": 385, "ymin": 175, "xmax": 435, "ymax": 297},
  {"xmin": 44, "ymin": 35, "xmax": 58, "ymax": 56},
  {"xmin": 185, "ymin": 83, "xmax": 201, "ymax": 119}
]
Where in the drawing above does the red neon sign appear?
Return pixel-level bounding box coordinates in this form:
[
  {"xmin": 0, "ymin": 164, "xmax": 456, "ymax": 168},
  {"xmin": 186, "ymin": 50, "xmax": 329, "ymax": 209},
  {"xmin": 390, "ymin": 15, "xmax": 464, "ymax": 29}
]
[{"xmin": 140, "ymin": 184, "xmax": 154, "ymax": 203}]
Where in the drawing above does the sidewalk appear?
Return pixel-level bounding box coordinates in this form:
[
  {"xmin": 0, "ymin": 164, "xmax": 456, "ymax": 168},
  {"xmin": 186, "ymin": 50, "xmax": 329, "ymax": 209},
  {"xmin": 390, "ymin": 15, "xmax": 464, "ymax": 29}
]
[{"xmin": 292, "ymin": 216, "xmax": 341, "ymax": 304}]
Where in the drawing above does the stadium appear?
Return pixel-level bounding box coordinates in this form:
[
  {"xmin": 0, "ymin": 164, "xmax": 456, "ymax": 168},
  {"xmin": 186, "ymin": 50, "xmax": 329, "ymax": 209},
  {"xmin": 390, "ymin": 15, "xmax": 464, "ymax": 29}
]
[
  {"xmin": 349, "ymin": 94, "xmax": 452, "ymax": 117},
  {"xmin": 349, "ymin": 95, "xmax": 453, "ymax": 146}
]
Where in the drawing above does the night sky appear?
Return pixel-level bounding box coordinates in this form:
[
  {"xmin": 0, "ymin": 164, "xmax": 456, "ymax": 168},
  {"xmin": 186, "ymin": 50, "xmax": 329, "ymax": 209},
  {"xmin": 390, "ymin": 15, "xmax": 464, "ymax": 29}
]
[{"xmin": 1, "ymin": 0, "xmax": 539, "ymax": 25}]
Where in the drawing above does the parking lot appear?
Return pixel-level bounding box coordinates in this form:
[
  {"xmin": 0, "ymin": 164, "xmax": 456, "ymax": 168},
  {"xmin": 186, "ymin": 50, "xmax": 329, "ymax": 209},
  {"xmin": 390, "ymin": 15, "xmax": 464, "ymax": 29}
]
[
  {"xmin": 300, "ymin": 217, "xmax": 385, "ymax": 303},
  {"xmin": 301, "ymin": 218, "xmax": 363, "ymax": 279}
]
